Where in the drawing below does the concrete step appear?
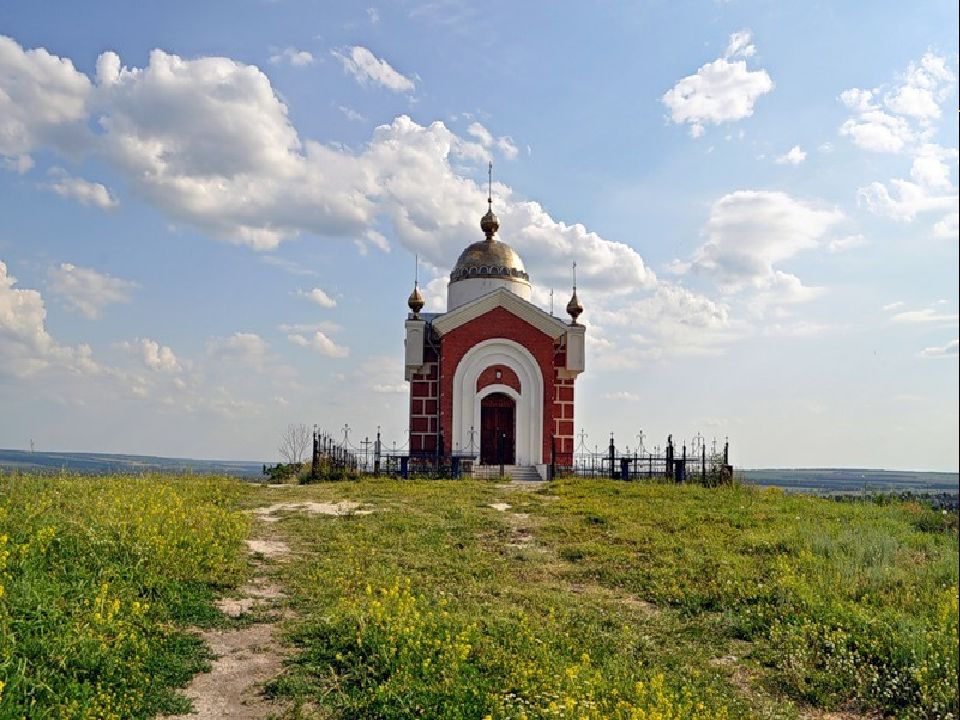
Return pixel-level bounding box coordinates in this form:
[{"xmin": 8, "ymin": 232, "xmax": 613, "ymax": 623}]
[{"xmin": 472, "ymin": 464, "xmax": 543, "ymax": 481}]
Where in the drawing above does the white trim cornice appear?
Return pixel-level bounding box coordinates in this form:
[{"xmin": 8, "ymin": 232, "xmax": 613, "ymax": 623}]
[{"xmin": 432, "ymin": 287, "xmax": 569, "ymax": 339}]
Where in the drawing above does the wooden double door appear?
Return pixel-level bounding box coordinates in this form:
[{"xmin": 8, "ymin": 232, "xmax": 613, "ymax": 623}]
[{"xmin": 480, "ymin": 392, "xmax": 516, "ymax": 465}]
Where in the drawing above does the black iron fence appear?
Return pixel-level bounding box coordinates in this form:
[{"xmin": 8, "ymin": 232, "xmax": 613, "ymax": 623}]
[
  {"xmin": 309, "ymin": 426, "xmax": 732, "ymax": 484},
  {"xmin": 551, "ymin": 434, "xmax": 732, "ymax": 484}
]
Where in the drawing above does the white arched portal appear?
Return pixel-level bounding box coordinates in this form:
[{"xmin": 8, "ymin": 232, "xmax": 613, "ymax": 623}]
[{"xmin": 452, "ymin": 339, "xmax": 543, "ymax": 465}]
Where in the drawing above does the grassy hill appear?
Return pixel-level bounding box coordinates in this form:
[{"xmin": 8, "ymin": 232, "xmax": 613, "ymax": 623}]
[{"xmin": 0, "ymin": 473, "xmax": 956, "ymax": 718}]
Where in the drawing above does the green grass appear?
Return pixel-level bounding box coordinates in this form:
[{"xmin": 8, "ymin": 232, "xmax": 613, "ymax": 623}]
[
  {"xmin": 1, "ymin": 474, "xmax": 955, "ymax": 719},
  {"xmin": 257, "ymin": 479, "xmax": 957, "ymax": 720},
  {"xmin": 0, "ymin": 472, "xmax": 250, "ymax": 719}
]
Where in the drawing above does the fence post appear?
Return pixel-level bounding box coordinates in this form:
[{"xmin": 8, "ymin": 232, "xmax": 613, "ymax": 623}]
[
  {"xmin": 666, "ymin": 435, "xmax": 674, "ymax": 480},
  {"xmin": 608, "ymin": 434, "xmax": 616, "ymax": 480},
  {"xmin": 620, "ymin": 457, "xmax": 629, "ymax": 481},
  {"xmin": 401, "ymin": 455, "xmax": 409, "ymax": 479},
  {"xmin": 701, "ymin": 444, "xmax": 706, "ymax": 484}
]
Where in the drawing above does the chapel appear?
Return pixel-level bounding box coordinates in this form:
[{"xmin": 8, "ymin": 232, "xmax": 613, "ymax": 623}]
[{"xmin": 403, "ymin": 171, "xmax": 585, "ymax": 477}]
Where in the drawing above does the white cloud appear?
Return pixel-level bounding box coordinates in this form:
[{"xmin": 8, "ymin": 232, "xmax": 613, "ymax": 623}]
[
  {"xmin": 270, "ymin": 47, "xmax": 315, "ymax": 67},
  {"xmin": 919, "ymin": 339, "xmax": 958, "ymax": 358},
  {"xmin": 287, "ymin": 330, "xmax": 349, "ymax": 358},
  {"xmin": 125, "ymin": 337, "xmax": 182, "ymax": 373},
  {"xmin": 465, "ymin": 121, "xmax": 519, "ymax": 160},
  {"xmin": 827, "ymin": 233, "xmax": 868, "ymax": 253},
  {"xmin": 589, "ymin": 283, "xmax": 739, "ymax": 362},
  {"xmin": 367, "ymin": 7, "xmax": 380, "ymax": 24},
  {"xmin": 338, "ymin": 105, "xmax": 367, "ymax": 122},
  {"xmin": 662, "ymin": 30, "xmax": 773, "ymax": 138},
  {"xmin": 745, "ymin": 271, "xmax": 824, "ymax": 318},
  {"xmin": 775, "ymin": 145, "xmax": 806, "ymax": 165},
  {"xmin": 840, "ymin": 109, "xmax": 914, "ymax": 153},
  {"xmin": 685, "ymin": 190, "xmax": 843, "ymax": 289},
  {"xmin": 207, "ymin": 332, "xmax": 269, "ymax": 366},
  {"xmin": 278, "ymin": 320, "xmax": 343, "ymax": 334},
  {"xmin": 0, "ymin": 260, "xmax": 100, "ymax": 377},
  {"xmin": 882, "ymin": 301, "xmax": 905, "ymax": 311},
  {"xmin": 890, "ymin": 307, "xmax": 959, "ymax": 326},
  {"xmin": 299, "ymin": 287, "xmax": 337, "ymax": 308},
  {"xmin": 839, "ymin": 53, "xmax": 956, "ymax": 154},
  {"xmin": 466, "ymin": 121, "xmax": 493, "ymax": 146},
  {"xmin": 1, "ymin": 38, "xmax": 656, "ymax": 296},
  {"xmin": 884, "ymin": 52, "xmax": 956, "ymax": 120},
  {"xmin": 332, "ymin": 45, "xmax": 414, "ymax": 92},
  {"xmin": 40, "ymin": 168, "xmax": 118, "ymax": 208},
  {"xmin": 47, "ymin": 262, "xmax": 137, "ymax": 318},
  {"xmin": 933, "ymin": 211, "xmax": 959, "ymax": 240},
  {"xmin": 0, "ymin": 35, "xmax": 92, "ymax": 167},
  {"xmin": 604, "ymin": 391, "xmax": 640, "ymax": 401},
  {"xmin": 725, "ymin": 30, "xmax": 756, "ymax": 58}
]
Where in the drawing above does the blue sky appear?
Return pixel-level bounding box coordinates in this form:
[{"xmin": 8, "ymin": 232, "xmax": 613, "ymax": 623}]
[{"xmin": 0, "ymin": 1, "xmax": 957, "ymax": 469}]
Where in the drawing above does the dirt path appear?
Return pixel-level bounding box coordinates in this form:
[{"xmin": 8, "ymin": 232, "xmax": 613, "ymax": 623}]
[{"xmin": 162, "ymin": 525, "xmax": 292, "ymax": 718}]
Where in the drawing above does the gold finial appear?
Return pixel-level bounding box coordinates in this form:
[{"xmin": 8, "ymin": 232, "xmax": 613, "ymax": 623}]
[
  {"xmin": 407, "ymin": 254, "xmax": 424, "ymax": 317},
  {"xmin": 480, "ymin": 160, "xmax": 499, "ymax": 240},
  {"xmin": 566, "ymin": 261, "xmax": 583, "ymax": 324}
]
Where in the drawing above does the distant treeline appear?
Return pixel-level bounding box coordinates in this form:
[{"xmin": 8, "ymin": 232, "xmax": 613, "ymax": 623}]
[{"xmin": 0, "ymin": 449, "xmax": 264, "ymax": 477}]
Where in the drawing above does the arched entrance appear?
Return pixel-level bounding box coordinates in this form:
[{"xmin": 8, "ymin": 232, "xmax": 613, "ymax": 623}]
[{"xmin": 480, "ymin": 392, "xmax": 515, "ymax": 465}]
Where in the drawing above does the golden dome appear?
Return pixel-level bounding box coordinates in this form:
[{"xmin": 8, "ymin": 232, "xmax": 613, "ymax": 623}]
[{"xmin": 450, "ymin": 239, "xmax": 528, "ymax": 282}]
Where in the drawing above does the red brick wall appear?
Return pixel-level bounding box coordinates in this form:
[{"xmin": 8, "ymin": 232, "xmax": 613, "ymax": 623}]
[
  {"xmin": 476, "ymin": 364, "xmax": 521, "ymax": 393},
  {"xmin": 439, "ymin": 306, "xmax": 559, "ymax": 462},
  {"xmin": 408, "ymin": 344, "xmax": 439, "ymax": 453}
]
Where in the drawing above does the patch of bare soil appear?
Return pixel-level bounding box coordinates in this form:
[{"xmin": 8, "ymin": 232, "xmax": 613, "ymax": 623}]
[
  {"xmin": 164, "ymin": 623, "xmax": 284, "ymax": 719},
  {"xmin": 163, "ymin": 509, "xmax": 295, "ymax": 719},
  {"xmin": 252, "ymin": 500, "xmax": 373, "ymax": 522},
  {"xmin": 246, "ymin": 538, "xmax": 291, "ymax": 558}
]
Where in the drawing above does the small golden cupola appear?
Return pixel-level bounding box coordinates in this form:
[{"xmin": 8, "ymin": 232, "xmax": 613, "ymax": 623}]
[
  {"xmin": 407, "ymin": 282, "xmax": 424, "ymax": 318},
  {"xmin": 566, "ymin": 262, "xmax": 583, "ymax": 325}
]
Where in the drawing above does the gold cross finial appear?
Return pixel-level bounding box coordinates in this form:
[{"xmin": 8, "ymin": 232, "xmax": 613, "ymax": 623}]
[{"xmin": 487, "ymin": 161, "xmax": 493, "ymax": 207}]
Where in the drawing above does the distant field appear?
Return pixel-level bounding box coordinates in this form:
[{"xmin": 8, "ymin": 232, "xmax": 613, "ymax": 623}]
[
  {"xmin": 2, "ymin": 473, "xmax": 955, "ymax": 718},
  {"xmin": 742, "ymin": 467, "xmax": 959, "ymax": 493},
  {"xmin": 0, "ymin": 448, "xmax": 264, "ymax": 477}
]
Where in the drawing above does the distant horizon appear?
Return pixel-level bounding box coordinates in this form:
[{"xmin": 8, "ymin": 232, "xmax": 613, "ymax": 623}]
[{"xmin": 2, "ymin": 446, "xmax": 957, "ymax": 476}]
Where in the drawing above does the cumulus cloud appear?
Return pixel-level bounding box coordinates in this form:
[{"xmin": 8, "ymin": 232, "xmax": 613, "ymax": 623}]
[
  {"xmin": 269, "ymin": 47, "xmax": 314, "ymax": 67},
  {"xmin": 0, "ymin": 260, "xmax": 100, "ymax": 377},
  {"xmin": 466, "ymin": 121, "xmax": 519, "ymax": 160},
  {"xmin": 919, "ymin": 338, "xmax": 958, "ymax": 358},
  {"xmin": 332, "ymin": 45, "xmax": 414, "ymax": 92},
  {"xmin": 839, "ymin": 52, "xmax": 956, "ymax": 154},
  {"xmin": 287, "ymin": 330, "xmax": 349, "ymax": 358},
  {"xmin": 47, "ymin": 262, "xmax": 137, "ymax": 318},
  {"xmin": 0, "ymin": 38, "xmax": 656, "ymax": 297},
  {"xmin": 857, "ymin": 145, "xmax": 958, "ymax": 226},
  {"xmin": 662, "ymin": 30, "xmax": 773, "ymax": 138},
  {"xmin": 40, "ymin": 168, "xmax": 118, "ymax": 208},
  {"xmin": 122, "ymin": 337, "xmax": 182, "ymax": 373},
  {"xmin": 299, "ymin": 287, "xmax": 337, "ymax": 308},
  {"xmin": 0, "ymin": 34, "xmax": 92, "ymax": 168},
  {"xmin": 589, "ymin": 283, "xmax": 739, "ymax": 362},
  {"xmin": 683, "ymin": 190, "xmax": 843, "ymax": 290},
  {"xmin": 775, "ymin": 145, "xmax": 806, "ymax": 165}
]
